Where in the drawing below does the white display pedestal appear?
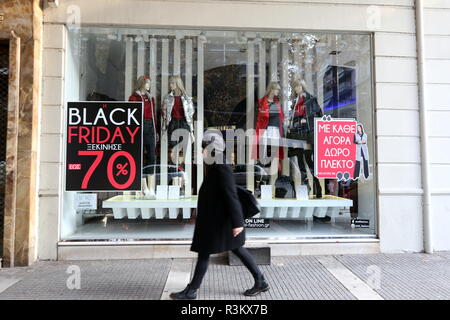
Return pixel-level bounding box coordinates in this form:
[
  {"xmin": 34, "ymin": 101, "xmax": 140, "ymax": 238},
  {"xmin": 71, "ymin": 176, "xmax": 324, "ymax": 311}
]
[{"xmin": 103, "ymin": 195, "xmax": 353, "ymax": 220}]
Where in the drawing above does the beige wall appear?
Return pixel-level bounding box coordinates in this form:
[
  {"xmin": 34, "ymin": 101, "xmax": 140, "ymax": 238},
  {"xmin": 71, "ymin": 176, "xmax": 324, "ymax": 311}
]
[{"xmin": 40, "ymin": 0, "xmax": 428, "ymax": 257}]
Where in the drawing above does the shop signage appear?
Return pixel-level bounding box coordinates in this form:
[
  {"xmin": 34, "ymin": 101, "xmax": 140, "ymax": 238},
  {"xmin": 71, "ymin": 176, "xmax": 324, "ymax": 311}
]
[
  {"xmin": 351, "ymin": 218, "xmax": 370, "ymax": 229},
  {"xmin": 314, "ymin": 117, "xmax": 357, "ymax": 179},
  {"xmin": 74, "ymin": 193, "xmax": 97, "ymax": 210},
  {"xmin": 65, "ymin": 101, "xmax": 142, "ymax": 191},
  {"xmin": 244, "ymin": 218, "xmax": 270, "ymax": 228}
]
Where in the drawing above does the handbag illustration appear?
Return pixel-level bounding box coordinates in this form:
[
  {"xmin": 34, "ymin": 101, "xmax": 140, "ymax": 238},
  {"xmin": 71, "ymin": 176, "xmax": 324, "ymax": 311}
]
[{"xmin": 236, "ymin": 186, "xmax": 261, "ymax": 219}]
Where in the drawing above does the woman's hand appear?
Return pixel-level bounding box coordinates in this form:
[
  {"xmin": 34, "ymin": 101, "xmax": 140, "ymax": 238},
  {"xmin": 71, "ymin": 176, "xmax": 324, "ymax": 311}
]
[{"xmin": 232, "ymin": 227, "xmax": 244, "ymax": 237}]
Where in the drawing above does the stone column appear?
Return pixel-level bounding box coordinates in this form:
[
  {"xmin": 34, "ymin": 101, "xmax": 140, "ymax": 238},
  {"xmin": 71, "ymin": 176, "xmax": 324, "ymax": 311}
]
[{"xmin": 0, "ymin": 0, "xmax": 43, "ymax": 266}]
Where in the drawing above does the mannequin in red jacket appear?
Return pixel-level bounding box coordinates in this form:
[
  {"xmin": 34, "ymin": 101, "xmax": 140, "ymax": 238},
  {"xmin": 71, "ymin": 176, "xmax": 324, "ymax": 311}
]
[
  {"xmin": 128, "ymin": 76, "xmax": 159, "ymax": 172},
  {"xmin": 253, "ymin": 81, "xmax": 285, "ymax": 177}
]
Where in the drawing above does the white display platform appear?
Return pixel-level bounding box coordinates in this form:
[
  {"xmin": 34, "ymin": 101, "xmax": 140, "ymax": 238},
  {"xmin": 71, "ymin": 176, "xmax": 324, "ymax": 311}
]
[{"xmin": 102, "ymin": 195, "xmax": 353, "ymax": 221}]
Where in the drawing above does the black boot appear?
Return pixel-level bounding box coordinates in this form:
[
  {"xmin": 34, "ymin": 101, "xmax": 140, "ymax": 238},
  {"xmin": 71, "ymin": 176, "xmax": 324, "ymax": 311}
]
[
  {"xmin": 170, "ymin": 284, "xmax": 198, "ymax": 300},
  {"xmin": 244, "ymin": 275, "xmax": 269, "ymax": 296},
  {"xmin": 313, "ymin": 177, "xmax": 322, "ymax": 199}
]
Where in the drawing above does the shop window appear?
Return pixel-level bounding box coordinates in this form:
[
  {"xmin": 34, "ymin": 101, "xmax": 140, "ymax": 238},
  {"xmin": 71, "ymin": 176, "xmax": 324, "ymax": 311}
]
[{"xmin": 61, "ymin": 27, "xmax": 376, "ymax": 241}]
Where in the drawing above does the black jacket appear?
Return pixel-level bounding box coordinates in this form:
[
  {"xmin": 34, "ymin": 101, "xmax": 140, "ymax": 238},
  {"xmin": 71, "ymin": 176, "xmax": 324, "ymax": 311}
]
[
  {"xmin": 290, "ymin": 91, "xmax": 323, "ymax": 145},
  {"xmin": 191, "ymin": 164, "xmax": 245, "ymax": 254}
]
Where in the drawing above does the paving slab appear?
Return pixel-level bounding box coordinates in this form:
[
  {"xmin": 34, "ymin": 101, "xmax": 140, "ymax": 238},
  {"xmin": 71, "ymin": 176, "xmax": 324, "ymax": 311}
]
[
  {"xmin": 335, "ymin": 253, "xmax": 450, "ymax": 300},
  {"xmin": 192, "ymin": 256, "xmax": 357, "ymax": 300},
  {"xmin": 0, "ymin": 259, "xmax": 171, "ymax": 300}
]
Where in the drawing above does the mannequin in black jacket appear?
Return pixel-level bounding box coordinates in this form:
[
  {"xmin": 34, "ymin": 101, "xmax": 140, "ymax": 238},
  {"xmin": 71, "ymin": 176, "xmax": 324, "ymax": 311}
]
[{"xmin": 288, "ymin": 79, "xmax": 322, "ymax": 198}]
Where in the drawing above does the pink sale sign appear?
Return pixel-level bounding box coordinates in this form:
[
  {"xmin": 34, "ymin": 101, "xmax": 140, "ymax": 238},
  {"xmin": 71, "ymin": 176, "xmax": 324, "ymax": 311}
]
[{"xmin": 314, "ymin": 118, "xmax": 357, "ymax": 179}]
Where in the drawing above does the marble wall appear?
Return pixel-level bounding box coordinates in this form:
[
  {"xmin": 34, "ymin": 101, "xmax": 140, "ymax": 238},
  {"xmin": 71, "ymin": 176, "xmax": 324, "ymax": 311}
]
[{"xmin": 0, "ymin": 0, "xmax": 43, "ymax": 266}]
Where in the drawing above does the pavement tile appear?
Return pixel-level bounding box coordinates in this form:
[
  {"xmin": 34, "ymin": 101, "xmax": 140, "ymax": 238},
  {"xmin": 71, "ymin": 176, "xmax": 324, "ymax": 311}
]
[{"xmin": 335, "ymin": 253, "xmax": 450, "ymax": 300}]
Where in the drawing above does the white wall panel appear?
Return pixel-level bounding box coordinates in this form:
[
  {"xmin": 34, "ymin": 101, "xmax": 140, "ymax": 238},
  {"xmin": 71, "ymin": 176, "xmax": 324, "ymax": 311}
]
[
  {"xmin": 425, "ymin": 60, "xmax": 450, "ymax": 84},
  {"xmin": 376, "ymin": 110, "xmax": 420, "ymax": 137},
  {"xmin": 429, "ymin": 111, "xmax": 450, "ymax": 137},
  {"xmin": 42, "ymin": 77, "xmax": 64, "ymax": 106},
  {"xmin": 42, "ymin": 49, "xmax": 65, "ymax": 78},
  {"xmin": 376, "ymin": 83, "xmax": 418, "ymax": 110},
  {"xmin": 377, "ymin": 137, "xmax": 420, "ymax": 164},
  {"xmin": 429, "ymin": 165, "xmax": 450, "ymax": 190},
  {"xmin": 375, "ymin": 33, "xmax": 416, "ymax": 58},
  {"xmin": 430, "ymin": 196, "xmax": 450, "ymax": 251},
  {"xmin": 38, "ymin": 196, "xmax": 60, "ymax": 260},
  {"xmin": 425, "ymin": 0, "xmax": 450, "ymax": 9},
  {"xmin": 378, "ymin": 164, "xmax": 422, "ymax": 191},
  {"xmin": 425, "ymin": 36, "xmax": 450, "ymax": 59},
  {"xmin": 39, "ymin": 163, "xmax": 62, "ymax": 192},
  {"xmin": 40, "ymin": 134, "xmax": 63, "ymax": 163},
  {"xmin": 40, "ymin": 106, "xmax": 63, "ymax": 134},
  {"xmin": 429, "ymin": 138, "xmax": 450, "ymax": 164},
  {"xmin": 379, "ymin": 195, "xmax": 423, "ymax": 252},
  {"xmin": 43, "ymin": 24, "xmax": 66, "ymax": 49},
  {"xmin": 375, "ymin": 57, "xmax": 418, "ymax": 83},
  {"xmin": 424, "ymin": 9, "xmax": 450, "ymax": 35},
  {"xmin": 426, "ymin": 84, "xmax": 450, "ymax": 110}
]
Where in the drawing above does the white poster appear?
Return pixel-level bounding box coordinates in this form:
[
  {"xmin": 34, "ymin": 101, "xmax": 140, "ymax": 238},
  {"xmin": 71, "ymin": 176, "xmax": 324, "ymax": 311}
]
[
  {"xmin": 261, "ymin": 185, "xmax": 273, "ymax": 199},
  {"xmin": 75, "ymin": 193, "xmax": 97, "ymax": 210},
  {"xmin": 156, "ymin": 185, "xmax": 169, "ymax": 200}
]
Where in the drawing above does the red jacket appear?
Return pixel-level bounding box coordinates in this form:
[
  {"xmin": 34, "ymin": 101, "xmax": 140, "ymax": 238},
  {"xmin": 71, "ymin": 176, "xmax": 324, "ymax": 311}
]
[
  {"xmin": 129, "ymin": 91, "xmax": 156, "ymax": 122},
  {"xmin": 252, "ymin": 96, "xmax": 285, "ymax": 160}
]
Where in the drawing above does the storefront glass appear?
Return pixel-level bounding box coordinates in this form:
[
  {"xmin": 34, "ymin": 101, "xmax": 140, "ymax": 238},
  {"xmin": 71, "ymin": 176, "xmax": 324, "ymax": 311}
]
[{"xmin": 61, "ymin": 27, "xmax": 376, "ymax": 241}]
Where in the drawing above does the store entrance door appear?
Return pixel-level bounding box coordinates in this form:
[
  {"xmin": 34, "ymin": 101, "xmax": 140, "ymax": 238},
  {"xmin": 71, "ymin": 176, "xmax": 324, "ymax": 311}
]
[{"xmin": 0, "ymin": 41, "xmax": 9, "ymax": 259}]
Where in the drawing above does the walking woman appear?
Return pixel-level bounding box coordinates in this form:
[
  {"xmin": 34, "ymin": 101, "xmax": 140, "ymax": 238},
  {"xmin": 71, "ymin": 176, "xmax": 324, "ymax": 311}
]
[{"xmin": 170, "ymin": 132, "xmax": 269, "ymax": 300}]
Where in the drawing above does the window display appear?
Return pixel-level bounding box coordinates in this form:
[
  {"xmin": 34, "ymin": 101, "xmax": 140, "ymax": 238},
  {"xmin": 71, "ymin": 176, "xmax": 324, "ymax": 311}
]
[{"xmin": 61, "ymin": 27, "xmax": 376, "ymax": 241}]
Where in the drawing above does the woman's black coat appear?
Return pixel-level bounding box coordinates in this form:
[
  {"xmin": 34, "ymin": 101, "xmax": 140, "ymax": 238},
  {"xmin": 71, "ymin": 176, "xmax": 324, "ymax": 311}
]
[{"xmin": 190, "ymin": 164, "xmax": 245, "ymax": 254}]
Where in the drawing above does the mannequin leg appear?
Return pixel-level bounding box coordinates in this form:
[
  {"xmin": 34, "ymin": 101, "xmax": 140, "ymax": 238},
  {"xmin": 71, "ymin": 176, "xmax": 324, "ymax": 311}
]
[
  {"xmin": 294, "ymin": 148, "xmax": 310, "ymax": 194},
  {"xmin": 143, "ymin": 120, "xmax": 153, "ymax": 169},
  {"xmin": 297, "ymin": 148, "xmax": 308, "ymax": 182},
  {"xmin": 304, "ymin": 149, "xmax": 321, "ymax": 198},
  {"xmin": 269, "ymin": 158, "xmax": 279, "ymax": 186},
  {"xmin": 148, "ymin": 124, "xmax": 156, "ymax": 174}
]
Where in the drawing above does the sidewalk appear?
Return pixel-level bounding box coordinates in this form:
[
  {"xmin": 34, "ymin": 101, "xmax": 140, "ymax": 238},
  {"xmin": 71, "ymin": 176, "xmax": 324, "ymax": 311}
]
[{"xmin": 0, "ymin": 252, "xmax": 449, "ymax": 300}]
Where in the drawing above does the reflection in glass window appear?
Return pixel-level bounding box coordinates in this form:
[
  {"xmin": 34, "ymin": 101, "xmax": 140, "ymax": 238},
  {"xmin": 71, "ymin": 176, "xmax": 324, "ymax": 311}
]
[{"xmin": 62, "ymin": 28, "xmax": 376, "ymax": 242}]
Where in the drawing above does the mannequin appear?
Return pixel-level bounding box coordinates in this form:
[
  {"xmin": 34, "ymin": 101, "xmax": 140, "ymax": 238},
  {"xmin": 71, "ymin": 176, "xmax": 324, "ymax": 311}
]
[
  {"xmin": 287, "ymin": 79, "xmax": 322, "ymax": 198},
  {"xmin": 162, "ymin": 75, "xmax": 195, "ymax": 150},
  {"xmin": 128, "ymin": 76, "xmax": 158, "ymax": 172},
  {"xmin": 253, "ymin": 81, "xmax": 285, "ymax": 184}
]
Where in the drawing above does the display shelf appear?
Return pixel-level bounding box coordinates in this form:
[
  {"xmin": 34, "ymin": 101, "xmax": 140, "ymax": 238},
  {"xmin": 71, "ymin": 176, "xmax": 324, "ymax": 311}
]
[{"xmin": 102, "ymin": 195, "xmax": 352, "ymax": 220}]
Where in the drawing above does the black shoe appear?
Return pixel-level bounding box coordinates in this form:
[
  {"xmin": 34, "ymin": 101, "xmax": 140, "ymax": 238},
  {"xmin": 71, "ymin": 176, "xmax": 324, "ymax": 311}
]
[
  {"xmin": 244, "ymin": 276, "xmax": 270, "ymax": 296},
  {"xmin": 170, "ymin": 284, "xmax": 198, "ymax": 300}
]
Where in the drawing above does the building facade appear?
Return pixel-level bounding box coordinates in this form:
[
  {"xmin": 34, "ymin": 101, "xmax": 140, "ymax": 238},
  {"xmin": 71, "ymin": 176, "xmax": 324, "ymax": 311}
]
[{"xmin": 1, "ymin": 0, "xmax": 450, "ymax": 266}]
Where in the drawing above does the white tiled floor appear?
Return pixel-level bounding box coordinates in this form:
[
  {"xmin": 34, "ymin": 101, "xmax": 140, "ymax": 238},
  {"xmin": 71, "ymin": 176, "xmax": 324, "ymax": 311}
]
[{"xmin": 63, "ymin": 217, "xmax": 375, "ymax": 240}]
